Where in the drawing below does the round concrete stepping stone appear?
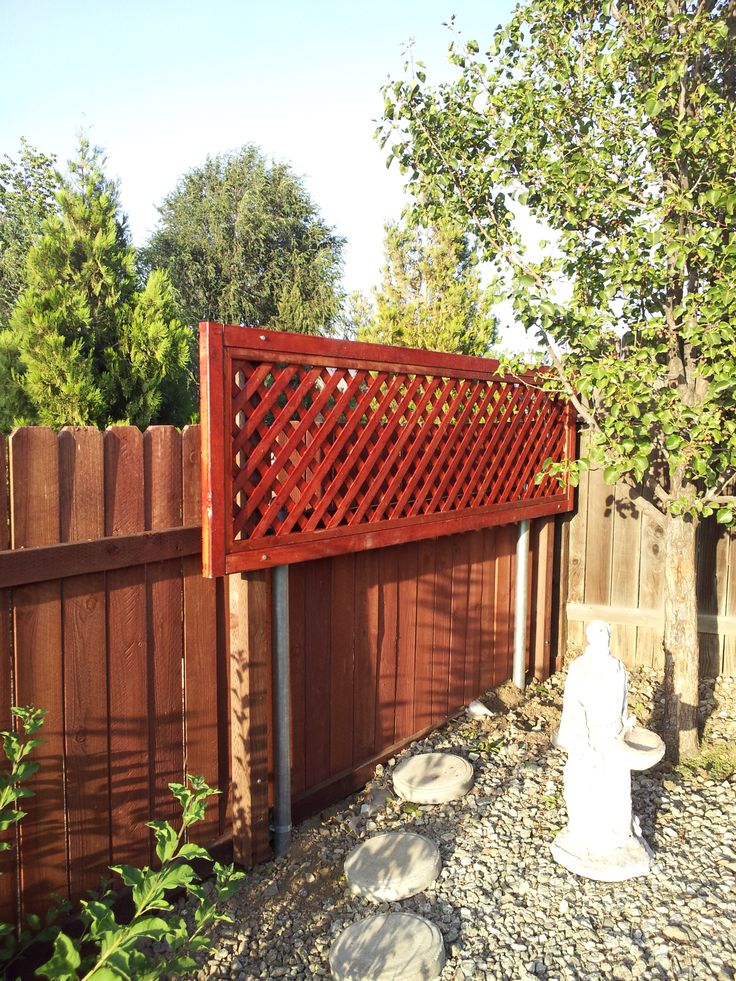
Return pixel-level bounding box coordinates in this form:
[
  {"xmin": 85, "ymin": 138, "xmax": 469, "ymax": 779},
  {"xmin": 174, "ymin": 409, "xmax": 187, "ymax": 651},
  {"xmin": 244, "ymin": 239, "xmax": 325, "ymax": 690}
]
[
  {"xmin": 344, "ymin": 831, "xmax": 441, "ymax": 901},
  {"xmin": 329, "ymin": 912, "xmax": 445, "ymax": 981},
  {"xmin": 392, "ymin": 752, "xmax": 474, "ymax": 804}
]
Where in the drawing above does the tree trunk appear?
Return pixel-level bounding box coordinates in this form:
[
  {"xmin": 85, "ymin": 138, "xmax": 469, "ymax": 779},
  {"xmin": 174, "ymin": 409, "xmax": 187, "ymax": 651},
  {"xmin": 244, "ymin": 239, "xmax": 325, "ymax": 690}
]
[{"xmin": 661, "ymin": 510, "xmax": 700, "ymax": 761}]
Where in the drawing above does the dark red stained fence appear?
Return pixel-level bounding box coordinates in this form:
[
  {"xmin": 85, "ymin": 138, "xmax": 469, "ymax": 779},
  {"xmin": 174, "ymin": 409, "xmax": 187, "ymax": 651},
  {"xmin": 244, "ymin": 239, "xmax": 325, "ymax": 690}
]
[
  {"xmin": 0, "ymin": 426, "xmax": 559, "ymax": 924},
  {"xmin": 199, "ymin": 323, "xmax": 576, "ymax": 575}
]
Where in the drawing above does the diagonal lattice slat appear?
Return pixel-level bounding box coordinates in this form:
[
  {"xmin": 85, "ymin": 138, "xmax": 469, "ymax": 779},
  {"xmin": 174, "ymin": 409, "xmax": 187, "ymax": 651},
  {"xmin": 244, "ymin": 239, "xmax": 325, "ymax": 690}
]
[{"xmin": 199, "ymin": 324, "xmax": 576, "ymax": 575}]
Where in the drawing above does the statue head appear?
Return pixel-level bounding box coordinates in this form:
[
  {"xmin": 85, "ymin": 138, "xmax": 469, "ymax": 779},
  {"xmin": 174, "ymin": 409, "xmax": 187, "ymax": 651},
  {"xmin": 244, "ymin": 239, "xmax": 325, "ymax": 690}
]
[{"xmin": 585, "ymin": 619, "xmax": 611, "ymax": 654}]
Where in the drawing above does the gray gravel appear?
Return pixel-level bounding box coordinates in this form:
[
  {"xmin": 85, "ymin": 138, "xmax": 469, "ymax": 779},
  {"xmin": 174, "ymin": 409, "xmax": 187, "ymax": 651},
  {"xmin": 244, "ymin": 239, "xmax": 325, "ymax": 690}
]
[{"xmin": 182, "ymin": 669, "xmax": 736, "ymax": 981}]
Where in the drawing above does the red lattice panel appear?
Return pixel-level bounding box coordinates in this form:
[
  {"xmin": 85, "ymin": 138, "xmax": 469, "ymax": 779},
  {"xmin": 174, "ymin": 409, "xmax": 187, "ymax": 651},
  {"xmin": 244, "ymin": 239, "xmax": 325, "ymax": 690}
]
[{"xmin": 200, "ymin": 323, "xmax": 576, "ymax": 576}]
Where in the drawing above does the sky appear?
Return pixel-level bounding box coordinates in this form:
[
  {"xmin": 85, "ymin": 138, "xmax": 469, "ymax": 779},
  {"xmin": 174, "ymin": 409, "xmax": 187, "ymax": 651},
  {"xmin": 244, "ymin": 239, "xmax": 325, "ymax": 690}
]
[{"xmin": 2, "ymin": 0, "xmax": 534, "ymax": 345}]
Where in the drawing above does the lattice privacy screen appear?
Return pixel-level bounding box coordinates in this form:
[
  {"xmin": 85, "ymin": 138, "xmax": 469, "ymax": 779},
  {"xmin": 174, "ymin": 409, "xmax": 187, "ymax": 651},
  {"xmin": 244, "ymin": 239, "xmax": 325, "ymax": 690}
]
[{"xmin": 200, "ymin": 323, "xmax": 576, "ymax": 576}]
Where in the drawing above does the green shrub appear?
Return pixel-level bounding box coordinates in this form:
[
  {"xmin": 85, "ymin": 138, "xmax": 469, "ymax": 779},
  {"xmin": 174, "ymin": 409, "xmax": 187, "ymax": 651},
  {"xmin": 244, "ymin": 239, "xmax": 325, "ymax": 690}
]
[{"xmin": 0, "ymin": 707, "xmax": 245, "ymax": 980}]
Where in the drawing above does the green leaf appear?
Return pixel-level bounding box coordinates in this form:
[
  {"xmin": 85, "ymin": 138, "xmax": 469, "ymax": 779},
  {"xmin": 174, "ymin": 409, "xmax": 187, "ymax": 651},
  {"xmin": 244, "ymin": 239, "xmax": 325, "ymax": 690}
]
[{"xmin": 38, "ymin": 932, "xmax": 81, "ymax": 978}]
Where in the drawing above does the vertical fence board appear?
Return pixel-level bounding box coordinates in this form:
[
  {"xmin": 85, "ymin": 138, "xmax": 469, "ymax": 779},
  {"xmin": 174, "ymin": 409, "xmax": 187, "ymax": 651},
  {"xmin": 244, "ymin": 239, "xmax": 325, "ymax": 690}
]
[
  {"xmin": 144, "ymin": 428, "xmax": 184, "ymax": 831},
  {"xmin": 464, "ymin": 531, "xmax": 484, "ymax": 702},
  {"xmin": 431, "ymin": 536, "xmax": 453, "ymax": 720},
  {"xmin": 182, "ymin": 426, "xmax": 220, "ymax": 843},
  {"xmin": 59, "ymin": 428, "xmax": 109, "ymax": 897},
  {"xmin": 10, "ymin": 428, "xmax": 67, "ymax": 913},
  {"xmin": 414, "ymin": 539, "xmax": 436, "ymax": 732},
  {"xmin": 479, "ymin": 528, "xmax": 497, "ymax": 691},
  {"xmin": 493, "ymin": 524, "xmax": 515, "ymax": 686},
  {"xmin": 608, "ymin": 486, "xmax": 642, "ymax": 664},
  {"xmin": 104, "ymin": 428, "xmax": 149, "ymax": 868},
  {"xmin": 353, "ymin": 550, "xmax": 379, "ymax": 763},
  {"xmin": 289, "ymin": 566, "xmax": 307, "ymax": 796},
  {"xmin": 637, "ymin": 509, "xmax": 665, "ymax": 668},
  {"xmin": 0, "ymin": 436, "xmax": 16, "ymax": 925},
  {"xmin": 229, "ymin": 572, "xmax": 271, "ymax": 865},
  {"xmin": 448, "ymin": 534, "xmax": 470, "ymax": 712},
  {"xmin": 724, "ymin": 531, "xmax": 736, "ymax": 675},
  {"xmin": 376, "ymin": 546, "xmax": 399, "ymax": 750},
  {"xmin": 566, "ymin": 451, "xmax": 590, "ymax": 653},
  {"xmin": 394, "ymin": 543, "xmax": 418, "ymax": 742},
  {"xmin": 304, "ymin": 559, "xmax": 331, "ymax": 788},
  {"xmin": 531, "ymin": 518, "xmax": 555, "ymax": 680},
  {"xmin": 330, "ymin": 554, "xmax": 355, "ymax": 774}
]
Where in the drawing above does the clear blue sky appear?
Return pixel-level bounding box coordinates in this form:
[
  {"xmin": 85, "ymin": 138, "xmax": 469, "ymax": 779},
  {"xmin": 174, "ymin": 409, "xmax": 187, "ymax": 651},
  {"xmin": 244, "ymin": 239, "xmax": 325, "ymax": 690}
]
[{"xmin": 2, "ymin": 0, "xmax": 518, "ymax": 296}]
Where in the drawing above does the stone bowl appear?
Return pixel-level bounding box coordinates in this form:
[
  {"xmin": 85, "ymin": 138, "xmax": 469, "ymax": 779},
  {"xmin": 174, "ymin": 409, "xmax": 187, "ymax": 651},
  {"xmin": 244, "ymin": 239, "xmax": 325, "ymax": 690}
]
[{"xmin": 619, "ymin": 726, "xmax": 665, "ymax": 770}]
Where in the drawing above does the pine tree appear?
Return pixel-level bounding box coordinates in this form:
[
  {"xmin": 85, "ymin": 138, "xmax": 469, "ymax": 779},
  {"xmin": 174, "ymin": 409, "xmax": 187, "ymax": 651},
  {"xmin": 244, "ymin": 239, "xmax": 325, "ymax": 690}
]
[
  {"xmin": 358, "ymin": 217, "xmax": 497, "ymax": 355},
  {"xmin": 3, "ymin": 141, "xmax": 194, "ymax": 429}
]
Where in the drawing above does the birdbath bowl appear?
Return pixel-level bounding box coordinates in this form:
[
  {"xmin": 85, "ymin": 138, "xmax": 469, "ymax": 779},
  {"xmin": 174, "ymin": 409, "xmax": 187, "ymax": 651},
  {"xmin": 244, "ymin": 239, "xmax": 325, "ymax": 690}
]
[{"xmin": 619, "ymin": 726, "xmax": 665, "ymax": 770}]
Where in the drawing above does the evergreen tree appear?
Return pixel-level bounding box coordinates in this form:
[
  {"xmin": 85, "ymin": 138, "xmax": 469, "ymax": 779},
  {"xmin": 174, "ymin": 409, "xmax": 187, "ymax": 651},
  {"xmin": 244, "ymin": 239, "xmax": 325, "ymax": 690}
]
[
  {"xmin": 0, "ymin": 138, "xmax": 60, "ymax": 327},
  {"xmin": 2, "ymin": 140, "xmax": 193, "ymax": 429},
  {"xmin": 357, "ymin": 217, "xmax": 497, "ymax": 355},
  {"xmin": 143, "ymin": 145, "xmax": 345, "ymax": 333}
]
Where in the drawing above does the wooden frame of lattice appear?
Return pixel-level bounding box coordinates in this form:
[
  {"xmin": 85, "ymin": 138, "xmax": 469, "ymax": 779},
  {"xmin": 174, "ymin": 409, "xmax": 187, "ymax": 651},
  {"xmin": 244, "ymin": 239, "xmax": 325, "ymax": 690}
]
[{"xmin": 199, "ymin": 323, "xmax": 576, "ymax": 577}]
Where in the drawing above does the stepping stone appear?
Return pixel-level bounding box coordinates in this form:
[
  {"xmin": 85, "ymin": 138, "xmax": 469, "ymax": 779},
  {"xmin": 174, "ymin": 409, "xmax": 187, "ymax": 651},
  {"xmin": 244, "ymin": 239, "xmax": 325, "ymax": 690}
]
[
  {"xmin": 392, "ymin": 752, "xmax": 474, "ymax": 804},
  {"xmin": 344, "ymin": 831, "xmax": 441, "ymax": 901},
  {"xmin": 329, "ymin": 912, "xmax": 445, "ymax": 981}
]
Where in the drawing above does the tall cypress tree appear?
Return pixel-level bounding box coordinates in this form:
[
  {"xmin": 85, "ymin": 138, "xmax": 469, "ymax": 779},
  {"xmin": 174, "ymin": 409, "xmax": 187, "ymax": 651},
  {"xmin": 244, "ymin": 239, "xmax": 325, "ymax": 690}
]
[{"xmin": 4, "ymin": 140, "xmax": 193, "ymax": 429}]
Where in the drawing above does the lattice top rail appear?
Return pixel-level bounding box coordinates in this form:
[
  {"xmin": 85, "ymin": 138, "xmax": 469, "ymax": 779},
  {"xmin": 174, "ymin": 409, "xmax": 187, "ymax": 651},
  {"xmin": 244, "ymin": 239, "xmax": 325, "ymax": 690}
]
[{"xmin": 199, "ymin": 323, "xmax": 576, "ymax": 576}]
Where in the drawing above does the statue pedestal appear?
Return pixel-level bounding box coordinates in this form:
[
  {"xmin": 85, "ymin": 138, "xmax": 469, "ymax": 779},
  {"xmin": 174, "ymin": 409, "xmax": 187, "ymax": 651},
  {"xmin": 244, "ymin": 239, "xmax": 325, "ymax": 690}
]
[{"xmin": 551, "ymin": 825, "xmax": 653, "ymax": 882}]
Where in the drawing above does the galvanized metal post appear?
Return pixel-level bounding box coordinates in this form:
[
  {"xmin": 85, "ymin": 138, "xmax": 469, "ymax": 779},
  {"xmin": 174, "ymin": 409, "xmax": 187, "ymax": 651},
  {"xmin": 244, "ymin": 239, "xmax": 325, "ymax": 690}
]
[
  {"xmin": 513, "ymin": 519, "xmax": 531, "ymax": 690},
  {"xmin": 272, "ymin": 564, "xmax": 292, "ymax": 857}
]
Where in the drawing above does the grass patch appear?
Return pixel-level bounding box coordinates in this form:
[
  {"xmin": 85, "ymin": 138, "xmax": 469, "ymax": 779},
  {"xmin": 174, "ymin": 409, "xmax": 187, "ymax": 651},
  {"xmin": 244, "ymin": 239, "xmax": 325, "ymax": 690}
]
[{"xmin": 674, "ymin": 743, "xmax": 736, "ymax": 782}]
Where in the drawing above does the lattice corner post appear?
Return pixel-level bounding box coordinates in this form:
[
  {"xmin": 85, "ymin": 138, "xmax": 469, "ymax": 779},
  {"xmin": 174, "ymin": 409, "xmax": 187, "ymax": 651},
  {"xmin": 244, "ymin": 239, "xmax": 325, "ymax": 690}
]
[
  {"xmin": 199, "ymin": 321, "xmax": 227, "ymax": 579},
  {"xmin": 228, "ymin": 569, "xmax": 272, "ymax": 867}
]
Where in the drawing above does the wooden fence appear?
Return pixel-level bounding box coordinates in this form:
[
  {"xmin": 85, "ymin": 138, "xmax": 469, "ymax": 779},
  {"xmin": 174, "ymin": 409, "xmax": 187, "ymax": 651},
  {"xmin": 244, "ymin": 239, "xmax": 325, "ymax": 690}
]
[
  {"xmin": 560, "ymin": 462, "xmax": 736, "ymax": 676},
  {"xmin": 0, "ymin": 426, "xmax": 557, "ymax": 923}
]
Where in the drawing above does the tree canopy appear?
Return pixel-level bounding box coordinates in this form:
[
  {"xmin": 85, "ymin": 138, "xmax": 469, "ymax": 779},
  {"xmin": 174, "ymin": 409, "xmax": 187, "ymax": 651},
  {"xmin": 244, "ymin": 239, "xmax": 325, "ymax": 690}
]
[
  {"xmin": 380, "ymin": 0, "xmax": 736, "ymax": 758},
  {"xmin": 356, "ymin": 216, "xmax": 497, "ymax": 355},
  {"xmin": 2, "ymin": 140, "xmax": 194, "ymax": 430},
  {"xmin": 144, "ymin": 145, "xmax": 345, "ymax": 333}
]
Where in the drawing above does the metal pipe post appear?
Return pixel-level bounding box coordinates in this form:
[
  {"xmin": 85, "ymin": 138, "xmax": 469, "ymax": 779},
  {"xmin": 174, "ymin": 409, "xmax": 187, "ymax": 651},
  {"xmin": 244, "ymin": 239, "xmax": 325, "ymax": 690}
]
[
  {"xmin": 513, "ymin": 519, "xmax": 531, "ymax": 690},
  {"xmin": 272, "ymin": 564, "xmax": 292, "ymax": 857}
]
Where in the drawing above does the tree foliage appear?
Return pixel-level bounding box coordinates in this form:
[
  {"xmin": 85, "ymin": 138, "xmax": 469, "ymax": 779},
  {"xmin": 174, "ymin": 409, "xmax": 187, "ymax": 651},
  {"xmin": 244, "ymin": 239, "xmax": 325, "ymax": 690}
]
[
  {"xmin": 380, "ymin": 0, "xmax": 736, "ymax": 758},
  {"xmin": 2, "ymin": 141, "xmax": 194, "ymax": 430},
  {"xmin": 356, "ymin": 217, "xmax": 497, "ymax": 355},
  {"xmin": 0, "ymin": 139, "xmax": 60, "ymax": 327},
  {"xmin": 144, "ymin": 145, "xmax": 345, "ymax": 333}
]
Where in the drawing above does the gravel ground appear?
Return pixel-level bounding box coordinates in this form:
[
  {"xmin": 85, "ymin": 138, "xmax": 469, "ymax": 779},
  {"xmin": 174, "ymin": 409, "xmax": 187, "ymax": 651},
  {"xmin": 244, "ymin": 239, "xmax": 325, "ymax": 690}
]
[{"xmin": 183, "ymin": 668, "xmax": 736, "ymax": 981}]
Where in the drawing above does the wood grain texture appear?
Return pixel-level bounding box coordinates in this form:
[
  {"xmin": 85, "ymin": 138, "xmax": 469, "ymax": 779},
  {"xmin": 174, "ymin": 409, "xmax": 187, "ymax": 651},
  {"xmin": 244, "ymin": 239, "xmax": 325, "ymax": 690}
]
[
  {"xmin": 10, "ymin": 428, "xmax": 67, "ymax": 914},
  {"xmin": 304, "ymin": 558, "xmax": 332, "ymax": 788},
  {"xmin": 228, "ymin": 571, "xmax": 271, "ymax": 866},
  {"xmin": 144, "ymin": 428, "xmax": 184, "ymax": 830},
  {"xmin": 329, "ymin": 554, "xmax": 355, "ymax": 775},
  {"xmin": 182, "ymin": 426, "xmax": 220, "ymax": 844},
  {"xmin": 288, "ymin": 565, "xmax": 307, "ymax": 796},
  {"xmin": 394, "ymin": 543, "xmax": 418, "ymax": 742},
  {"xmin": 353, "ymin": 549, "xmax": 379, "ymax": 763},
  {"xmin": 59, "ymin": 428, "xmax": 110, "ymax": 897},
  {"xmin": 104, "ymin": 427, "xmax": 150, "ymax": 869},
  {"xmin": 375, "ymin": 546, "xmax": 399, "ymax": 750}
]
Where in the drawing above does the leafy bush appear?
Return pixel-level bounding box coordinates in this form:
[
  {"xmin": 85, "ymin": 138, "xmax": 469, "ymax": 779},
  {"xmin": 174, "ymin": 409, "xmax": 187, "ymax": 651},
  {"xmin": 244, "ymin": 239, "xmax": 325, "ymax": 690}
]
[{"xmin": 0, "ymin": 707, "xmax": 244, "ymax": 980}]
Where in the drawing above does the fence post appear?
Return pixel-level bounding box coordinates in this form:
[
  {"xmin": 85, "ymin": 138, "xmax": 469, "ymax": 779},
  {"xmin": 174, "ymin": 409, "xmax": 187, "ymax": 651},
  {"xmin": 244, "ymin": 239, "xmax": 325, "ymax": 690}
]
[{"xmin": 228, "ymin": 570, "xmax": 272, "ymax": 865}]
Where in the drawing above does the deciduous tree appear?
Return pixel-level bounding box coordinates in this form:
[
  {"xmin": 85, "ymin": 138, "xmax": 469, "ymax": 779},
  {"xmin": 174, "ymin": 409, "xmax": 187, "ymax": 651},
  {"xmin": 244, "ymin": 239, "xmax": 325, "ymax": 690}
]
[{"xmin": 380, "ymin": 0, "xmax": 736, "ymax": 759}]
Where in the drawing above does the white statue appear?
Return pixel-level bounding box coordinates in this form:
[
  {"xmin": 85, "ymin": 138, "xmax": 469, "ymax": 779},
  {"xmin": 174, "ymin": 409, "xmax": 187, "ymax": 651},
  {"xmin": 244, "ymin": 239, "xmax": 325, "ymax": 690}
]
[{"xmin": 551, "ymin": 620, "xmax": 663, "ymax": 881}]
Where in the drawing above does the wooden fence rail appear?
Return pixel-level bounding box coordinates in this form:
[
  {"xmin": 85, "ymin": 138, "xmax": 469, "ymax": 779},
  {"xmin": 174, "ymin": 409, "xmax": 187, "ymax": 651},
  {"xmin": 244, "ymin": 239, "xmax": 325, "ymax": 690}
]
[{"xmin": 0, "ymin": 425, "xmax": 557, "ymax": 924}]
